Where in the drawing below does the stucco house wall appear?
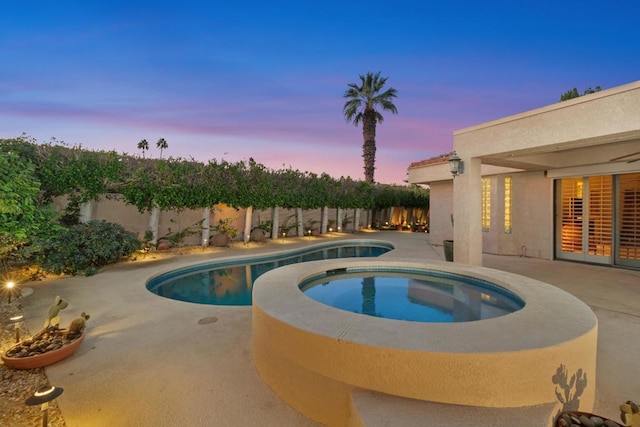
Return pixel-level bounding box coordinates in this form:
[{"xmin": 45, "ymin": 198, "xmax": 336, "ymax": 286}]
[
  {"xmin": 480, "ymin": 171, "xmax": 552, "ymax": 258},
  {"xmin": 426, "ymin": 181, "xmax": 453, "ymax": 245}
]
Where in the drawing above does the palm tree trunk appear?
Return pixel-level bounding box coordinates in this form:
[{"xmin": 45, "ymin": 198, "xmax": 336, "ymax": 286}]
[
  {"xmin": 362, "ymin": 277, "xmax": 376, "ymax": 316},
  {"xmin": 362, "ymin": 109, "xmax": 377, "ymax": 183}
]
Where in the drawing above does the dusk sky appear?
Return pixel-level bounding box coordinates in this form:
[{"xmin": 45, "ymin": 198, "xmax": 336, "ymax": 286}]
[{"xmin": 1, "ymin": 1, "xmax": 638, "ymax": 184}]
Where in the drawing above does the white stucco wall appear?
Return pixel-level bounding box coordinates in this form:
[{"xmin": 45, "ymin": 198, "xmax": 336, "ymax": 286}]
[
  {"xmin": 426, "ymin": 181, "xmax": 453, "ymax": 246},
  {"xmin": 422, "ymin": 172, "xmax": 552, "ymax": 259},
  {"xmin": 481, "ymin": 172, "xmax": 553, "ymax": 259}
]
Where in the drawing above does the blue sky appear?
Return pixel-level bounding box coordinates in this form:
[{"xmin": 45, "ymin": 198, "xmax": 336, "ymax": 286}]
[{"xmin": 1, "ymin": 1, "xmax": 638, "ymax": 184}]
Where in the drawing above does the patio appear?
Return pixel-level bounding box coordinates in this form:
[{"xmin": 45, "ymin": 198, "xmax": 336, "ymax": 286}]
[{"xmin": 15, "ymin": 231, "xmax": 640, "ymax": 426}]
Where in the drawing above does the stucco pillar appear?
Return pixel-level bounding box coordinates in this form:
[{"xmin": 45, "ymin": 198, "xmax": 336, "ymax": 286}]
[
  {"xmin": 201, "ymin": 208, "xmax": 210, "ymax": 247},
  {"xmin": 354, "ymin": 208, "xmax": 361, "ymax": 232},
  {"xmin": 78, "ymin": 201, "xmax": 93, "ymax": 223},
  {"xmin": 453, "ymin": 157, "xmax": 482, "ymax": 265},
  {"xmin": 244, "ymin": 206, "xmax": 253, "ymax": 243},
  {"xmin": 271, "ymin": 207, "xmax": 280, "ymax": 239},
  {"xmin": 321, "ymin": 206, "xmax": 328, "ymax": 234},
  {"xmin": 149, "ymin": 205, "xmax": 160, "ymax": 245},
  {"xmin": 296, "ymin": 208, "xmax": 303, "ymax": 237},
  {"xmin": 336, "ymin": 208, "xmax": 343, "ymax": 232}
]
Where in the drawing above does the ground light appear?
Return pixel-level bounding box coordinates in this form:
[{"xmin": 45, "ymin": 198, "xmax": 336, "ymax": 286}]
[
  {"xmin": 10, "ymin": 314, "xmax": 23, "ymax": 343},
  {"xmin": 25, "ymin": 385, "xmax": 64, "ymax": 427},
  {"xmin": 5, "ymin": 280, "xmax": 19, "ymax": 304}
]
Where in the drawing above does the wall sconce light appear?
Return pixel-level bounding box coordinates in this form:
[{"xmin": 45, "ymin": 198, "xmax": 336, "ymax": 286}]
[
  {"xmin": 449, "ymin": 151, "xmax": 464, "ymax": 177},
  {"xmin": 25, "ymin": 385, "xmax": 64, "ymax": 427}
]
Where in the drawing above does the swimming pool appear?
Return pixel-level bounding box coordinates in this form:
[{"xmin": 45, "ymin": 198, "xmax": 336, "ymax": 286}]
[
  {"xmin": 146, "ymin": 240, "xmax": 392, "ymax": 305},
  {"xmin": 299, "ymin": 268, "xmax": 524, "ymax": 322}
]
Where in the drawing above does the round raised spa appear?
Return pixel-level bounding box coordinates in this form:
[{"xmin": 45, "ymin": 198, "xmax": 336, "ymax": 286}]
[
  {"xmin": 299, "ymin": 268, "xmax": 525, "ymax": 322},
  {"xmin": 252, "ymin": 259, "xmax": 598, "ymax": 426}
]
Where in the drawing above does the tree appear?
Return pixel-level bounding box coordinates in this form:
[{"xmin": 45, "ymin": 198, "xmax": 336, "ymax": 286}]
[
  {"xmin": 343, "ymin": 72, "xmax": 398, "ymax": 183},
  {"xmin": 137, "ymin": 139, "xmax": 149, "ymax": 158},
  {"xmin": 0, "ymin": 149, "xmax": 61, "ymax": 270},
  {"xmin": 156, "ymin": 138, "xmax": 168, "ymax": 158},
  {"xmin": 559, "ymin": 86, "xmax": 602, "ymax": 102}
]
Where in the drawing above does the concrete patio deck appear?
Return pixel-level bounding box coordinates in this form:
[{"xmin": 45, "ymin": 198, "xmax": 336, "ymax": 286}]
[{"xmin": 14, "ymin": 231, "xmax": 640, "ymax": 426}]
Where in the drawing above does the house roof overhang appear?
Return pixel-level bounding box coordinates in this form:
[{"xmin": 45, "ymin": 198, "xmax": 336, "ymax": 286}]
[{"xmin": 409, "ymin": 80, "xmax": 640, "ymax": 184}]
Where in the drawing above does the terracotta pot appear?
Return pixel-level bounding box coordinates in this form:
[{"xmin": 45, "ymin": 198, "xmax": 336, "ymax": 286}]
[
  {"xmin": 556, "ymin": 411, "xmax": 623, "ymax": 427},
  {"xmin": 443, "ymin": 240, "xmax": 454, "ymax": 262},
  {"xmin": 210, "ymin": 234, "xmax": 232, "ymax": 247},
  {"xmin": 1, "ymin": 332, "xmax": 85, "ymax": 370}
]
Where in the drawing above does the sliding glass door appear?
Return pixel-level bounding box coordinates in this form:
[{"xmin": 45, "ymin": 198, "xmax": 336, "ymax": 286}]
[
  {"xmin": 556, "ymin": 173, "xmax": 640, "ymax": 268},
  {"xmin": 616, "ymin": 173, "xmax": 640, "ymax": 268}
]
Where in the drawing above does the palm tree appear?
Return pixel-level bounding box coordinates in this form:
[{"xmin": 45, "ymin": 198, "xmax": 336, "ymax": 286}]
[
  {"xmin": 343, "ymin": 72, "xmax": 398, "ymax": 183},
  {"xmin": 137, "ymin": 139, "xmax": 149, "ymax": 158},
  {"xmin": 156, "ymin": 138, "xmax": 168, "ymax": 158},
  {"xmin": 361, "ymin": 276, "xmax": 376, "ymax": 317}
]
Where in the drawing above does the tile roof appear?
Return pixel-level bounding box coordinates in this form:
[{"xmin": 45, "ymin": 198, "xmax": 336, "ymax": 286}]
[{"xmin": 408, "ymin": 152, "xmax": 453, "ymax": 169}]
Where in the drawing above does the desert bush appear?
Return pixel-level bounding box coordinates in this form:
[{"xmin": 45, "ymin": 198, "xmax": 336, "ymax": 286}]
[{"xmin": 37, "ymin": 220, "xmax": 140, "ymax": 276}]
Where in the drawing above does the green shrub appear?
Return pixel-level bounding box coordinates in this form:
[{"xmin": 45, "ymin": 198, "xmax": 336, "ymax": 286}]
[{"xmin": 37, "ymin": 220, "xmax": 140, "ymax": 276}]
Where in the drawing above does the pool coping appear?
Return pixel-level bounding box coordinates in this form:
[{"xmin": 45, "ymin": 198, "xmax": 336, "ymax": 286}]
[{"xmin": 254, "ymin": 258, "xmax": 597, "ymax": 353}]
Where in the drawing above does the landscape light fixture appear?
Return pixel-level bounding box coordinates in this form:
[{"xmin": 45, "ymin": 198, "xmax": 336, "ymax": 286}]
[
  {"xmin": 25, "ymin": 385, "xmax": 64, "ymax": 427},
  {"xmin": 5, "ymin": 281, "xmax": 19, "ymax": 304},
  {"xmin": 10, "ymin": 314, "xmax": 24, "ymax": 343},
  {"xmin": 449, "ymin": 151, "xmax": 464, "ymax": 177}
]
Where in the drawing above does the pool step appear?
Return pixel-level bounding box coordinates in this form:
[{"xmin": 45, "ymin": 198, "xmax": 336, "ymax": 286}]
[{"xmin": 350, "ymin": 390, "xmax": 558, "ymax": 427}]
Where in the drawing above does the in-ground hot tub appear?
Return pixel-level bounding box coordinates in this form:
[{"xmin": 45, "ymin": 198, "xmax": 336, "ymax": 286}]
[{"xmin": 252, "ymin": 259, "xmax": 598, "ymax": 426}]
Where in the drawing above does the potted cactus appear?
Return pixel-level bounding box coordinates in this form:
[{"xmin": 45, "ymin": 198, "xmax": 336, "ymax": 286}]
[{"xmin": 1, "ymin": 296, "xmax": 89, "ymax": 369}]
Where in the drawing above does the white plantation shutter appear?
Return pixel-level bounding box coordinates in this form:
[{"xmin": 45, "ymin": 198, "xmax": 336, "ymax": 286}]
[
  {"xmin": 619, "ymin": 173, "xmax": 640, "ymax": 261},
  {"xmin": 587, "ymin": 175, "xmax": 613, "ymax": 256},
  {"xmin": 560, "ymin": 178, "xmax": 583, "ymax": 253}
]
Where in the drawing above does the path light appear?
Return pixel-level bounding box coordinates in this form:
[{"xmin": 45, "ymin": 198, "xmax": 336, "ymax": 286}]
[
  {"xmin": 449, "ymin": 151, "xmax": 464, "ymax": 177},
  {"xmin": 307, "ymin": 229, "xmax": 312, "ymax": 240},
  {"xmin": 5, "ymin": 281, "xmax": 19, "ymax": 304},
  {"xmin": 10, "ymin": 314, "xmax": 23, "ymax": 343},
  {"xmin": 25, "ymin": 385, "xmax": 64, "ymax": 427}
]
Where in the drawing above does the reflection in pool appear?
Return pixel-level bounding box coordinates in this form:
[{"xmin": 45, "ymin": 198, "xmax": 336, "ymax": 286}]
[
  {"xmin": 299, "ymin": 270, "xmax": 525, "ymax": 322},
  {"xmin": 147, "ymin": 243, "xmax": 391, "ymax": 306}
]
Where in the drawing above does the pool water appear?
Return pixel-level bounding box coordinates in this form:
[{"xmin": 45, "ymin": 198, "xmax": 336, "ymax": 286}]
[
  {"xmin": 147, "ymin": 243, "xmax": 391, "ymax": 305},
  {"xmin": 299, "ymin": 270, "xmax": 525, "ymax": 322}
]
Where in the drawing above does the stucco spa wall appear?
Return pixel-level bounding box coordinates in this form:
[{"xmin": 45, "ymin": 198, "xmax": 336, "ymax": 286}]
[{"xmin": 253, "ymin": 259, "xmax": 598, "ymax": 426}]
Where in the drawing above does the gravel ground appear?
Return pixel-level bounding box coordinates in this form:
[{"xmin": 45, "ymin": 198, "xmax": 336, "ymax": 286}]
[{"xmin": 1, "ymin": 301, "xmax": 66, "ymax": 427}]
